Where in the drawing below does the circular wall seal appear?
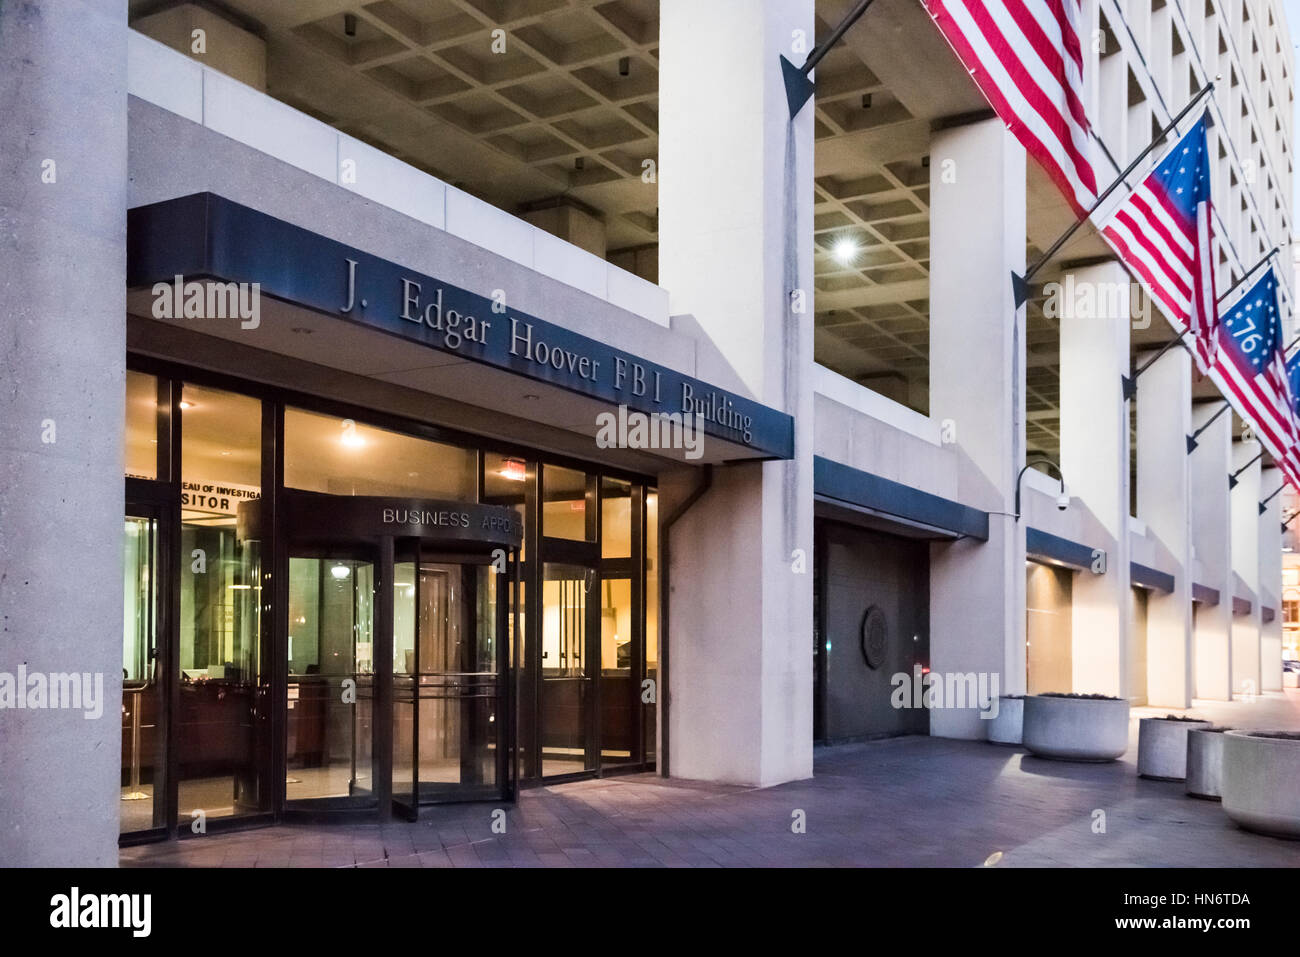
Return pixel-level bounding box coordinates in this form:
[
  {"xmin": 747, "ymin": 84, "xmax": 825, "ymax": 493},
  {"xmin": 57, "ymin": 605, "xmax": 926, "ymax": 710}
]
[{"xmin": 860, "ymin": 605, "xmax": 888, "ymax": 670}]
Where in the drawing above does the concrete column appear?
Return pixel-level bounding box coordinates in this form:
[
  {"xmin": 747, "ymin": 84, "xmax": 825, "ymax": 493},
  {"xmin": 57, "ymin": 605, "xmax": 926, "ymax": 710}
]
[
  {"xmin": 1136, "ymin": 345, "xmax": 1193, "ymax": 707},
  {"xmin": 1230, "ymin": 439, "xmax": 1262, "ymax": 697},
  {"xmin": 1190, "ymin": 402, "xmax": 1233, "ymax": 700},
  {"xmin": 928, "ymin": 116, "xmax": 1027, "ymax": 736},
  {"xmin": 657, "ymin": 0, "xmax": 814, "ymax": 785},
  {"xmin": 0, "ymin": 1, "xmax": 127, "ymax": 865},
  {"xmin": 1058, "ymin": 261, "xmax": 1131, "ymax": 697},
  {"xmin": 1259, "ymin": 469, "xmax": 1284, "ymax": 692}
]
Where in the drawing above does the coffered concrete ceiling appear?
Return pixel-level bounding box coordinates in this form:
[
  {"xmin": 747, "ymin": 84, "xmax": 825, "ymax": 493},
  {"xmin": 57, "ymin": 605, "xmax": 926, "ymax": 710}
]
[{"xmin": 130, "ymin": 0, "xmax": 1155, "ymax": 463}]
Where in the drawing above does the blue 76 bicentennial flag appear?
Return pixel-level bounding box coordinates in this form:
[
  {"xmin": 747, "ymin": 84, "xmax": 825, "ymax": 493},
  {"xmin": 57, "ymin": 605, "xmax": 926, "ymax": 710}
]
[{"xmin": 1208, "ymin": 267, "xmax": 1300, "ymax": 492}]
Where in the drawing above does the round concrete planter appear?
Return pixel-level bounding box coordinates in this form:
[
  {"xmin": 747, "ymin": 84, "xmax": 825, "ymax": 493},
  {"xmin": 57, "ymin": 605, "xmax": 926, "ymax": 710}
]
[
  {"xmin": 986, "ymin": 696, "xmax": 1024, "ymax": 745},
  {"xmin": 1137, "ymin": 717, "xmax": 1212, "ymax": 781},
  {"xmin": 1022, "ymin": 695, "xmax": 1130, "ymax": 762},
  {"xmin": 1186, "ymin": 728, "xmax": 1229, "ymax": 800},
  {"xmin": 1221, "ymin": 731, "xmax": 1300, "ymax": 839}
]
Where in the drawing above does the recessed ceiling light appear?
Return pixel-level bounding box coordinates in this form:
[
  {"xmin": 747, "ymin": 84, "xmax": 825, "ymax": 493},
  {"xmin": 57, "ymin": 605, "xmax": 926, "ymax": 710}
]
[
  {"xmin": 220, "ymin": 450, "xmax": 231, "ymax": 456},
  {"xmin": 832, "ymin": 238, "xmax": 859, "ymax": 265},
  {"xmin": 330, "ymin": 564, "xmax": 351, "ymax": 579},
  {"xmin": 179, "ymin": 401, "xmax": 193, "ymax": 410}
]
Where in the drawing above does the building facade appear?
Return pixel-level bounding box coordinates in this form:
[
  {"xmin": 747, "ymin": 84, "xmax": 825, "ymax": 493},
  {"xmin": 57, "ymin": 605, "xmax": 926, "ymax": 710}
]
[{"xmin": 0, "ymin": 0, "xmax": 1293, "ymax": 865}]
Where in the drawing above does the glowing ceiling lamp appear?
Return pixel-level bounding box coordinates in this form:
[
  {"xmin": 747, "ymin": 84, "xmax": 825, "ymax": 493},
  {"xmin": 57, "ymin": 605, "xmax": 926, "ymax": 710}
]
[
  {"xmin": 832, "ymin": 237, "xmax": 859, "ymax": 265},
  {"xmin": 497, "ymin": 458, "xmax": 527, "ymax": 482}
]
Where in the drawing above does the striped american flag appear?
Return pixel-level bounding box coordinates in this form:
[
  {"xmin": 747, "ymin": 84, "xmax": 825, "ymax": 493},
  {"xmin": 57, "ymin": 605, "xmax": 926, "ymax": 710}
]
[
  {"xmin": 1098, "ymin": 115, "xmax": 1219, "ymax": 374},
  {"xmin": 922, "ymin": 0, "xmax": 1098, "ymax": 215},
  {"xmin": 1209, "ymin": 268, "xmax": 1300, "ymax": 492}
]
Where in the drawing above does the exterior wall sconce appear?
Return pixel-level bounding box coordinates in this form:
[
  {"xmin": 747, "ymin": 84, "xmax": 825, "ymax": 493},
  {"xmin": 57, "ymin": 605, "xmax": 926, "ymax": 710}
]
[{"xmin": 1014, "ymin": 459, "xmax": 1067, "ymax": 521}]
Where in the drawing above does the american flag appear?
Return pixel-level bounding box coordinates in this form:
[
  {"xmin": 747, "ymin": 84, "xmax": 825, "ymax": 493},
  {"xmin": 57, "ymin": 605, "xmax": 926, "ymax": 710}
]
[
  {"xmin": 922, "ymin": 0, "xmax": 1097, "ymax": 216},
  {"xmin": 1288, "ymin": 349, "xmax": 1300, "ymax": 420},
  {"xmin": 1098, "ymin": 115, "xmax": 1218, "ymax": 374},
  {"xmin": 1208, "ymin": 268, "xmax": 1300, "ymax": 492}
]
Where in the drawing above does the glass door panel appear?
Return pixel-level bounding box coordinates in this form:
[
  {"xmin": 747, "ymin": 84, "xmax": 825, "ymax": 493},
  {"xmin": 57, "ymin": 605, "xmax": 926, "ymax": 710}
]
[
  {"xmin": 285, "ymin": 556, "xmax": 377, "ymax": 808},
  {"xmin": 392, "ymin": 554, "xmax": 417, "ymax": 815},
  {"xmin": 598, "ymin": 576, "xmax": 637, "ymax": 766},
  {"xmin": 412, "ymin": 560, "xmax": 503, "ymax": 802},
  {"xmin": 541, "ymin": 563, "xmax": 595, "ymax": 776},
  {"xmin": 121, "ymin": 513, "xmax": 165, "ymax": 835}
]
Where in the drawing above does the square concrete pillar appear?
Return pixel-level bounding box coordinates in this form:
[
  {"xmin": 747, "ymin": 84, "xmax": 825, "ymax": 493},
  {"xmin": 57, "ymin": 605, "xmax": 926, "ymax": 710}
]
[
  {"xmin": 0, "ymin": 0, "xmax": 128, "ymax": 866},
  {"xmin": 1259, "ymin": 469, "xmax": 1285, "ymax": 692},
  {"xmin": 1136, "ymin": 345, "xmax": 1193, "ymax": 707},
  {"xmin": 1058, "ymin": 261, "xmax": 1131, "ymax": 698},
  {"xmin": 1190, "ymin": 402, "xmax": 1233, "ymax": 700},
  {"xmin": 928, "ymin": 116, "xmax": 1027, "ymax": 736},
  {"xmin": 657, "ymin": 0, "xmax": 814, "ymax": 786},
  {"xmin": 1230, "ymin": 440, "xmax": 1262, "ymax": 697}
]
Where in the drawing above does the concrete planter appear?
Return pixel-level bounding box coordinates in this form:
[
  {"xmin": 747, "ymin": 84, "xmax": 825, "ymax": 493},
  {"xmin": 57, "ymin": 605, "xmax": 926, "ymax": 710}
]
[
  {"xmin": 1022, "ymin": 695, "xmax": 1130, "ymax": 762},
  {"xmin": 1137, "ymin": 717, "xmax": 1212, "ymax": 781},
  {"xmin": 1221, "ymin": 731, "xmax": 1300, "ymax": 839},
  {"xmin": 985, "ymin": 696, "xmax": 1024, "ymax": 745},
  {"xmin": 1186, "ymin": 728, "xmax": 1229, "ymax": 800}
]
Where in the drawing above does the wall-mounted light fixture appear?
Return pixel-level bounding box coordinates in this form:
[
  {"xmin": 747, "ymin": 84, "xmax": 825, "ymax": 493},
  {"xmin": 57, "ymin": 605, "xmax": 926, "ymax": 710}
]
[{"xmin": 1014, "ymin": 459, "xmax": 1068, "ymax": 521}]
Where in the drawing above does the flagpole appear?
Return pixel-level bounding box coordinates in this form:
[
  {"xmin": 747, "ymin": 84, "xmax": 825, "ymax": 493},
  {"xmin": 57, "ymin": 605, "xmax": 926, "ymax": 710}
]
[
  {"xmin": 1217, "ymin": 246, "xmax": 1281, "ymax": 306},
  {"xmin": 1227, "ymin": 449, "xmax": 1258, "ymax": 488},
  {"xmin": 780, "ymin": 0, "xmax": 878, "ymax": 118},
  {"xmin": 1187, "ymin": 400, "xmax": 1232, "ymax": 452},
  {"xmin": 1259, "ymin": 482, "xmax": 1286, "ymax": 514},
  {"xmin": 1013, "ymin": 82, "xmax": 1215, "ymax": 304}
]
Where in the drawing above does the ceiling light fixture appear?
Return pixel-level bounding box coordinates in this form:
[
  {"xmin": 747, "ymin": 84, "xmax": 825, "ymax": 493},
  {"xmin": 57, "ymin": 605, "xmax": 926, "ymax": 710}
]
[
  {"xmin": 497, "ymin": 458, "xmax": 527, "ymax": 482},
  {"xmin": 832, "ymin": 237, "xmax": 859, "ymax": 265},
  {"xmin": 179, "ymin": 401, "xmax": 193, "ymax": 410},
  {"xmin": 330, "ymin": 564, "xmax": 351, "ymax": 580}
]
